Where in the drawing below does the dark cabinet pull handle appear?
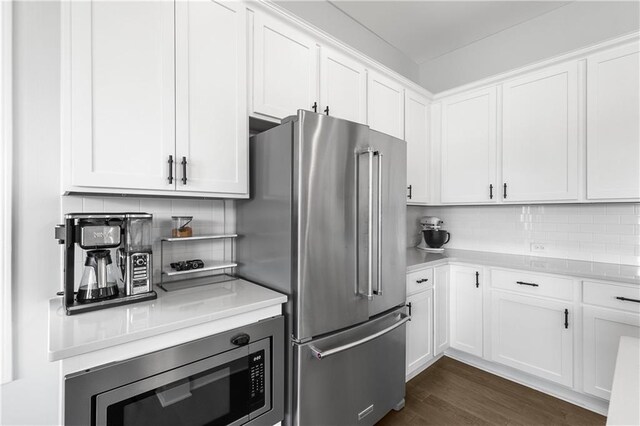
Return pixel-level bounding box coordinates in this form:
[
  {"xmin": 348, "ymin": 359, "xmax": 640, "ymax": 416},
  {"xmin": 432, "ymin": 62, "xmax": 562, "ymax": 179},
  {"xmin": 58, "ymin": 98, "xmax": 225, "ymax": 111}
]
[
  {"xmin": 564, "ymin": 309, "xmax": 569, "ymax": 329},
  {"xmin": 324, "ymin": 106, "xmax": 329, "ymax": 115},
  {"xmin": 490, "ymin": 184, "xmax": 493, "ymax": 199},
  {"xmin": 416, "ymin": 278, "xmax": 429, "ymax": 283},
  {"xmin": 312, "ymin": 102, "xmax": 317, "ymax": 113},
  {"xmin": 407, "ymin": 185, "xmax": 412, "ymax": 199},
  {"xmin": 167, "ymin": 155, "xmax": 174, "ymax": 184},
  {"xmin": 516, "ymin": 281, "xmax": 539, "ymax": 287},
  {"xmin": 503, "ymin": 183, "xmax": 508, "ymax": 199},
  {"xmin": 475, "ymin": 271, "xmax": 479, "ymax": 288},
  {"xmin": 181, "ymin": 156, "xmax": 188, "ymax": 185},
  {"xmin": 616, "ymin": 296, "xmax": 640, "ymax": 303},
  {"xmin": 406, "ymin": 302, "xmax": 412, "ymax": 317}
]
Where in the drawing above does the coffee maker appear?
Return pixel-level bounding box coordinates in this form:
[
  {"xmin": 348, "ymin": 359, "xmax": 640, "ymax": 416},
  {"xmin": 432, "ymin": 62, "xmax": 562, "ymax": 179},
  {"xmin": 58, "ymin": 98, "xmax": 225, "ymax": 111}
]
[
  {"xmin": 55, "ymin": 213, "xmax": 157, "ymax": 315},
  {"xmin": 417, "ymin": 216, "xmax": 451, "ymax": 252}
]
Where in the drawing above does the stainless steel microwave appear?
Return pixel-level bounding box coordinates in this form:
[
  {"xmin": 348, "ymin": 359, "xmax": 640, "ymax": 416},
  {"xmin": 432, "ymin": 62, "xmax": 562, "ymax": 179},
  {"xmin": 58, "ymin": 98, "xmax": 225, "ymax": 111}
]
[{"xmin": 64, "ymin": 316, "xmax": 284, "ymax": 426}]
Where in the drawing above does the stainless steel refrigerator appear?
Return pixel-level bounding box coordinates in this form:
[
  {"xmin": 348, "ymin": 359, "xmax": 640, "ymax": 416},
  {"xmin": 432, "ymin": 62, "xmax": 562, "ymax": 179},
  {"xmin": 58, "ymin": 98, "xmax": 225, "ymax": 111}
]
[{"xmin": 237, "ymin": 110, "xmax": 407, "ymax": 426}]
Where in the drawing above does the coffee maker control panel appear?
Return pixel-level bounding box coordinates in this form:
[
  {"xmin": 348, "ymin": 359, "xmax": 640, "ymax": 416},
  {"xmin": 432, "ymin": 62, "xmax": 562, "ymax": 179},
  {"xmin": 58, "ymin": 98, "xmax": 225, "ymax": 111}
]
[{"xmin": 129, "ymin": 253, "xmax": 152, "ymax": 295}]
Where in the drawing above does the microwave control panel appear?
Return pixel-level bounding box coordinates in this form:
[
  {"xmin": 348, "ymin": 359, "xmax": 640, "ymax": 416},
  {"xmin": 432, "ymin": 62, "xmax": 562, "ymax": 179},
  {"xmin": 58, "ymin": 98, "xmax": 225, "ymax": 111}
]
[{"xmin": 248, "ymin": 349, "xmax": 266, "ymax": 411}]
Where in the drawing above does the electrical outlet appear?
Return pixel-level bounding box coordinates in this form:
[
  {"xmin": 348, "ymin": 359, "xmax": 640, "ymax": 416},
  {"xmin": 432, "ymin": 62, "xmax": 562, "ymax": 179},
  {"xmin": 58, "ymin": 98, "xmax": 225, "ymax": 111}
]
[{"xmin": 530, "ymin": 243, "xmax": 546, "ymax": 252}]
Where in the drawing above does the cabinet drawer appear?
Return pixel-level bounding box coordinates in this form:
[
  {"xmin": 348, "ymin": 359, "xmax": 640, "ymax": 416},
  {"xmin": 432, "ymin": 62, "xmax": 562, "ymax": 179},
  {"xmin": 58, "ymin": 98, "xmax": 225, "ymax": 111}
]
[
  {"xmin": 407, "ymin": 268, "xmax": 433, "ymax": 295},
  {"xmin": 491, "ymin": 269, "xmax": 574, "ymax": 301},
  {"xmin": 583, "ymin": 281, "xmax": 640, "ymax": 313}
]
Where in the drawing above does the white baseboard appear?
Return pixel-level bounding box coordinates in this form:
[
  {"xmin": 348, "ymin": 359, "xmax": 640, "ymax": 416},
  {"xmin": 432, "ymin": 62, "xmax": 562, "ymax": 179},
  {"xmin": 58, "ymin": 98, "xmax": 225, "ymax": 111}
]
[
  {"xmin": 444, "ymin": 349, "xmax": 609, "ymax": 417},
  {"xmin": 406, "ymin": 353, "xmax": 445, "ymax": 382}
]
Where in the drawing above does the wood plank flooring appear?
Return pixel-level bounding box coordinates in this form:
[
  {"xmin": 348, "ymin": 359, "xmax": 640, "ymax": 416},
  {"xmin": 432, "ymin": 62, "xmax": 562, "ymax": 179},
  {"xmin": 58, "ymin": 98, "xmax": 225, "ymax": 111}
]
[{"xmin": 377, "ymin": 357, "xmax": 606, "ymax": 426}]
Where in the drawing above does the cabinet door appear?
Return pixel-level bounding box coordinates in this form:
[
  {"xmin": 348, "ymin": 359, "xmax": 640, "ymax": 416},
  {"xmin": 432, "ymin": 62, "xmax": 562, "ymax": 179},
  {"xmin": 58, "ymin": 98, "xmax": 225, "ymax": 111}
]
[
  {"xmin": 406, "ymin": 290, "xmax": 434, "ymax": 375},
  {"xmin": 252, "ymin": 12, "xmax": 318, "ymax": 120},
  {"xmin": 583, "ymin": 306, "xmax": 640, "ymax": 399},
  {"xmin": 491, "ymin": 291, "xmax": 573, "ymax": 387},
  {"xmin": 405, "ymin": 90, "xmax": 430, "ymax": 205},
  {"xmin": 450, "ymin": 265, "xmax": 483, "ymax": 357},
  {"xmin": 367, "ymin": 70, "xmax": 404, "ymax": 139},
  {"xmin": 502, "ymin": 63, "xmax": 578, "ymax": 201},
  {"xmin": 319, "ymin": 47, "xmax": 366, "ymax": 124},
  {"xmin": 440, "ymin": 88, "xmax": 497, "ymax": 203},
  {"xmin": 175, "ymin": 0, "xmax": 247, "ymax": 195},
  {"xmin": 434, "ymin": 265, "xmax": 450, "ymax": 356},
  {"xmin": 586, "ymin": 42, "xmax": 640, "ymax": 200},
  {"xmin": 69, "ymin": 1, "xmax": 175, "ymax": 190}
]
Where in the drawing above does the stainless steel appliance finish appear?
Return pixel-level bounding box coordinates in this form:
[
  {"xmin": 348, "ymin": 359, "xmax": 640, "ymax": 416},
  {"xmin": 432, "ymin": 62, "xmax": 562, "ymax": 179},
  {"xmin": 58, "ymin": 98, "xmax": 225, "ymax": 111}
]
[
  {"xmin": 237, "ymin": 110, "xmax": 407, "ymax": 425},
  {"xmin": 55, "ymin": 213, "xmax": 157, "ymax": 315},
  {"xmin": 295, "ymin": 307, "xmax": 407, "ymax": 425},
  {"xmin": 64, "ymin": 316, "xmax": 284, "ymax": 426}
]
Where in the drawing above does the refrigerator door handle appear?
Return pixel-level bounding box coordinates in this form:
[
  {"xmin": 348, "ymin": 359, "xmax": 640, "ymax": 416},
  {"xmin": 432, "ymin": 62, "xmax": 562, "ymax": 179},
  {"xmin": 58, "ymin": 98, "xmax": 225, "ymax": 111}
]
[
  {"xmin": 374, "ymin": 151, "xmax": 383, "ymax": 296},
  {"xmin": 358, "ymin": 148, "xmax": 375, "ymax": 300},
  {"xmin": 309, "ymin": 313, "xmax": 409, "ymax": 360}
]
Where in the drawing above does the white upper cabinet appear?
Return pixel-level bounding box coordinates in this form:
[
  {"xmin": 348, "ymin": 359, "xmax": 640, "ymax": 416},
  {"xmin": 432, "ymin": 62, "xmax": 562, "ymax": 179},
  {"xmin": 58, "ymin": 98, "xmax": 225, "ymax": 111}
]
[
  {"xmin": 586, "ymin": 42, "xmax": 640, "ymax": 201},
  {"xmin": 491, "ymin": 291, "xmax": 574, "ymax": 387},
  {"xmin": 440, "ymin": 88, "xmax": 497, "ymax": 203},
  {"xmin": 67, "ymin": 1, "xmax": 176, "ymax": 191},
  {"xmin": 405, "ymin": 90, "xmax": 431, "ymax": 204},
  {"xmin": 319, "ymin": 46, "xmax": 367, "ymax": 124},
  {"xmin": 502, "ymin": 63, "xmax": 579, "ymax": 202},
  {"xmin": 450, "ymin": 265, "xmax": 483, "ymax": 357},
  {"xmin": 252, "ymin": 12, "xmax": 318, "ymax": 120},
  {"xmin": 175, "ymin": 0, "xmax": 247, "ymax": 195},
  {"xmin": 367, "ymin": 70, "xmax": 404, "ymax": 139}
]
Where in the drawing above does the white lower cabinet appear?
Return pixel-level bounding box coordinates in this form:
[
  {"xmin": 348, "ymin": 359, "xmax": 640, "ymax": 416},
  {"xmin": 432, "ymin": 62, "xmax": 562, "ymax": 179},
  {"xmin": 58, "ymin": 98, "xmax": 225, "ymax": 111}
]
[
  {"xmin": 583, "ymin": 305, "xmax": 640, "ymax": 399},
  {"xmin": 406, "ymin": 289, "xmax": 434, "ymax": 376},
  {"xmin": 434, "ymin": 265, "xmax": 450, "ymax": 355},
  {"xmin": 490, "ymin": 291, "xmax": 574, "ymax": 387},
  {"xmin": 450, "ymin": 265, "xmax": 483, "ymax": 357}
]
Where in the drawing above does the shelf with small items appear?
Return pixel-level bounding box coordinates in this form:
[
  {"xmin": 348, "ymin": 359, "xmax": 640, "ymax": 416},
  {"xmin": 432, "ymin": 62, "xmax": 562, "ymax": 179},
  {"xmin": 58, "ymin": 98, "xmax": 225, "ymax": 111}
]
[{"xmin": 159, "ymin": 234, "xmax": 238, "ymax": 292}]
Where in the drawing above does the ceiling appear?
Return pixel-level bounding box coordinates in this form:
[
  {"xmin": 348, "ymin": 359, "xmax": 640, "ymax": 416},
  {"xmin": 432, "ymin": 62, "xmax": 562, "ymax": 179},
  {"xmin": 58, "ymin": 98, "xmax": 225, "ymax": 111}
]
[{"xmin": 328, "ymin": 1, "xmax": 572, "ymax": 64}]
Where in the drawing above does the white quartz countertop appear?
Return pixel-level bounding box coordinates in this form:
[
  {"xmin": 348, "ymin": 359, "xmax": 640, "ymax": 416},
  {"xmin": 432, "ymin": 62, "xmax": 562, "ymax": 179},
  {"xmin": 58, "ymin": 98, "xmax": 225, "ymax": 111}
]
[
  {"xmin": 48, "ymin": 279, "xmax": 287, "ymax": 361},
  {"xmin": 407, "ymin": 248, "xmax": 640, "ymax": 285},
  {"xmin": 607, "ymin": 336, "xmax": 640, "ymax": 425}
]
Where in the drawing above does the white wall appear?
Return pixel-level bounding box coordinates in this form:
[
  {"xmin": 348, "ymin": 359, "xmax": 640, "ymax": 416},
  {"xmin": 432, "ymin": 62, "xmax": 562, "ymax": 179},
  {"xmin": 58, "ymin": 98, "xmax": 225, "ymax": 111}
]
[
  {"xmin": 1, "ymin": 2, "xmax": 61, "ymax": 424},
  {"xmin": 273, "ymin": 0, "xmax": 420, "ymax": 84},
  {"xmin": 419, "ymin": 1, "xmax": 640, "ymax": 93},
  {"xmin": 408, "ymin": 204, "xmax": 640, "ymax": 266}
]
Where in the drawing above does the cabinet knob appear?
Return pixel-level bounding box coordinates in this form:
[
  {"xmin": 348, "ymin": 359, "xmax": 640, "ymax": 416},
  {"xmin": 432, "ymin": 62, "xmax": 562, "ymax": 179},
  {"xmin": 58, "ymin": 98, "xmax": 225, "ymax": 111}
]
[
  {"xmin": 407, "ymin": 185, "xmax": 412, "ymax": 199},
  {"xmin": 475, "ymin": 271, "xmax": 479, "ymax": 288},
  {"xmin": 416, "ymin": 278, "xmax": 429, "ymax": 283},
  {"xmin": 312, "ymin": 102, "xmax": 317, "ymax": 113}
]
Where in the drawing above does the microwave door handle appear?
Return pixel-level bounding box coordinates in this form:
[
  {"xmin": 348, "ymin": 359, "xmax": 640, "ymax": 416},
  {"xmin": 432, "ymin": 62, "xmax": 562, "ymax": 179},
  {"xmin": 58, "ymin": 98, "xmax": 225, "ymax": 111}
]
[
  {"xmin": 374, "ymin": 151, "xmax": 382, "ymax": 296},
  {"xmin": 309, "ymin": 313, "xmax": 409, "ymax": 360}
]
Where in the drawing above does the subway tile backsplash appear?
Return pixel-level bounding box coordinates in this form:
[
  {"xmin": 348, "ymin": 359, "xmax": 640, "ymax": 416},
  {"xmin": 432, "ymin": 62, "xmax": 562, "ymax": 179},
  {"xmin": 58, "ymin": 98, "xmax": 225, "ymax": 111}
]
[
  {"xmin": 408, "ymin": 204, "xmax": 640, "ymax": 266},
  {"xmin": 60, "ymin": 196, "xmax": 235, "ymax": 288}
]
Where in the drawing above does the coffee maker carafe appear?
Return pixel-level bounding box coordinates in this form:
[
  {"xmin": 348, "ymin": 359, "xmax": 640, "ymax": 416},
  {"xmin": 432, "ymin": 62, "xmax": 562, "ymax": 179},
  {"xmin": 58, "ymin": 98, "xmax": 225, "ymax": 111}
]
[
  {"xmin": 55, "ymin": 213, "xmax": 157, "ymax": 315},
  {"xmin": 78, "ymin": 249, "xmax": 119, "ymax": 302},
  {"xmin": 417, "ymin": 216, "xmax": 451, "ymax": 252}
]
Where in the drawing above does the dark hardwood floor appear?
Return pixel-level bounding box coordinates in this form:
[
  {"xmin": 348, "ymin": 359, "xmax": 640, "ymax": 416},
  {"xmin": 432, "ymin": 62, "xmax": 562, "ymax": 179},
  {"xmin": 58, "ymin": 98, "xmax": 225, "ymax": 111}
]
[{"xmin": 377, "ymin": 357, "xmax": 606, "ymax": 426}]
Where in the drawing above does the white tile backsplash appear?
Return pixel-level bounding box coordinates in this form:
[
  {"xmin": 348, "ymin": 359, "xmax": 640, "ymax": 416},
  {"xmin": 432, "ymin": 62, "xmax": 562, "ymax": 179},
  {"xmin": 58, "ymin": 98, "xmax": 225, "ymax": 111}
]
[
  {"xmin": 408, "ymin": 203, "xmax": 640, "ymax": 266},
  {"xmin": 61, "ymin": 195, "xmax": 234, "ymax": 284}
]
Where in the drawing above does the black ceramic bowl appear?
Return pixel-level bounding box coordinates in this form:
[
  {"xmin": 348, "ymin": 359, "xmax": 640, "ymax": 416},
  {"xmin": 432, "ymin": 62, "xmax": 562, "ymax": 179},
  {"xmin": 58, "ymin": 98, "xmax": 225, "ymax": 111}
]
[{"xmin": 423, "ymin": 230, "xmax": 451, "ymax": 248}]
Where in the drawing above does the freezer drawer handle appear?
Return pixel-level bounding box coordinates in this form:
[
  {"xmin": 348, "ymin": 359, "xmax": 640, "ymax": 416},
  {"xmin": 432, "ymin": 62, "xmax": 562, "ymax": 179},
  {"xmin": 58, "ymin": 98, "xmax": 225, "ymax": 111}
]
[
  {"xmin": 616, "ymin": 296, "xmax": 640, "ymax": 304},
  {"xmin": 309, "ymin": 313, "xmax": 410, "ymax": 360}
]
